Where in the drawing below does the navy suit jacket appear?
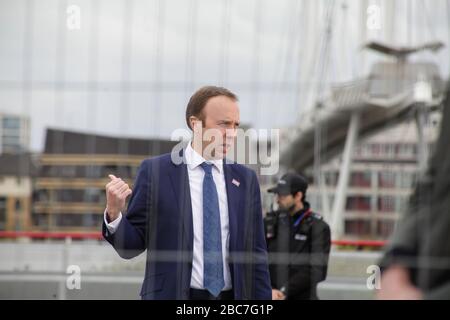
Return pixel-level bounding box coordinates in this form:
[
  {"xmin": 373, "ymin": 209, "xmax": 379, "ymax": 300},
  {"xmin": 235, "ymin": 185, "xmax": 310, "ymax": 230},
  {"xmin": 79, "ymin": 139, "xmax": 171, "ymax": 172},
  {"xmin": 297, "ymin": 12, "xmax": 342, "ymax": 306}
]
[{"xmin": 103, "ymin": 148, "xmax": 272, "ymax": 300}]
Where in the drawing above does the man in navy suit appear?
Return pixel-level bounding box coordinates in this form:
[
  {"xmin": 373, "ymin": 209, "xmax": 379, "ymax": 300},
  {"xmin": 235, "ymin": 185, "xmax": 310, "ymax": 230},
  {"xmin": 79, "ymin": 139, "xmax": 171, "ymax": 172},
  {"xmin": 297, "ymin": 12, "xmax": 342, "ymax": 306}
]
[{"xmin": 103, "ymin": 86, "xmax": 272, "ymax": 300}]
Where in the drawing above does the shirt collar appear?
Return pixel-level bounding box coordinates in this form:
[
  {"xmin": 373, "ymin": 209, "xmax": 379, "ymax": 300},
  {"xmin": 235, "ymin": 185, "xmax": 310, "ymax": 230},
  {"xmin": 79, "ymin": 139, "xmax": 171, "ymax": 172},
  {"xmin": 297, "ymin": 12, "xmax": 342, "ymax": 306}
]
[{"xmin": 185, "ymin": 141, "xmax": 223, "ymax": 173}]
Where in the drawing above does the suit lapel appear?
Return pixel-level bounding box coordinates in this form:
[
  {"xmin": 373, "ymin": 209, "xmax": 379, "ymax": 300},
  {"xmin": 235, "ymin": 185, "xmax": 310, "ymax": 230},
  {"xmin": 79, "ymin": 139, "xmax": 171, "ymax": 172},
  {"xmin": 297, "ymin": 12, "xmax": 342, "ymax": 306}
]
[
  {"xmin": 223, "ymin": 163, "xmax": 244, "ymax": 251},
  {"xmin": 168, "ymin": 150, "xmax": 194, "ymax": 252}
]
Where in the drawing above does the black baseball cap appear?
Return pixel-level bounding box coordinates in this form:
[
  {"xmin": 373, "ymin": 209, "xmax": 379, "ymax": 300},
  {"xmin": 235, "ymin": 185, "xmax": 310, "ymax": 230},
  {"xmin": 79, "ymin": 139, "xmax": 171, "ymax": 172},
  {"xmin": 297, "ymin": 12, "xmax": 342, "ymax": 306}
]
[{"xmin": 267, "ymin": 173, "xmax": 308, "ymax": 196}]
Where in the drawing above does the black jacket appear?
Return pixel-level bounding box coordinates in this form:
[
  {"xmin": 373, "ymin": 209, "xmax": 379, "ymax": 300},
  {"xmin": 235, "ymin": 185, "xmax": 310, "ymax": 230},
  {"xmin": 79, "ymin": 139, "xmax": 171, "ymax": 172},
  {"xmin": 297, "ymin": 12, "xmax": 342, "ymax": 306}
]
[
  {"xmin": 379, "ymin": 81, "xmax": 450, "ymax": 299},
  {"xmin": 265, "ymin": 203, "xmax": 331, "ymax": 299}
]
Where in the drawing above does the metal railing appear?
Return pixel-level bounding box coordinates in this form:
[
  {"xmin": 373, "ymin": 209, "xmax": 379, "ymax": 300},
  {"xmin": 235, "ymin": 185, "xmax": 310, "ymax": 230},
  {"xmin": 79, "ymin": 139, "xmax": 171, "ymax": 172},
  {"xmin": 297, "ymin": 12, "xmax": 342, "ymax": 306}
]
[{"xmin": 0, "ymin": 231, "xmax": 387, "ymax": 248}]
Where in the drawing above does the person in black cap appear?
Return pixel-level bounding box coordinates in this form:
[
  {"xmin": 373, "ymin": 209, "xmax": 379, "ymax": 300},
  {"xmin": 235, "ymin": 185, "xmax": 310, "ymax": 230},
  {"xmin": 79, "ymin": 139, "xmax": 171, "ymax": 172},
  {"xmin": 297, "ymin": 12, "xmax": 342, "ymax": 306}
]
[{"xmin": 264, "ymin": 173, "xmax": 331, "ymax": 300}]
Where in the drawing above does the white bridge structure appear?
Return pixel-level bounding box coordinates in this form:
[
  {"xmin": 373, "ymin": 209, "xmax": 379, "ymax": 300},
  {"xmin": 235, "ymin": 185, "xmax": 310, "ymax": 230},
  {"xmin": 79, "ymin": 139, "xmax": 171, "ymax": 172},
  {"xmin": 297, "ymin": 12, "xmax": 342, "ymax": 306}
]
[{"xmin": 279, "ymin": 42, "xmax": 447, "ymax": 239}]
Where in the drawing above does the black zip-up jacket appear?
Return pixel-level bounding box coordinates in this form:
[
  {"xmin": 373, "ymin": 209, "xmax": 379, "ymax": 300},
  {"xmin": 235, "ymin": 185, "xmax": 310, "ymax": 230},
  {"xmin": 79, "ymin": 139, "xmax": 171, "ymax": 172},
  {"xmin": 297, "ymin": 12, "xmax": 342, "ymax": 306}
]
[{"xmin": 265, "ymin": 202, "xmax": 331, "ymax": 300}]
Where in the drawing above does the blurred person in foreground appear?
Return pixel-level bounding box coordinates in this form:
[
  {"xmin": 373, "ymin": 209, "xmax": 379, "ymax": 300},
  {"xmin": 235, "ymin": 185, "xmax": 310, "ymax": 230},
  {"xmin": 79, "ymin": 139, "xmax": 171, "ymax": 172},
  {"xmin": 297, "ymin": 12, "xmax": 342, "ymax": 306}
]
[
  {"xmin": 378, "ymin": 82, "xmax": 450, "ymax": 300},
  {"xmin": 264, "ymin": 173, "xmax": 331, "ymax": 300},
  {"xmin": 102, "ymin": 86, "xmax": 271, "ymax": 300}
]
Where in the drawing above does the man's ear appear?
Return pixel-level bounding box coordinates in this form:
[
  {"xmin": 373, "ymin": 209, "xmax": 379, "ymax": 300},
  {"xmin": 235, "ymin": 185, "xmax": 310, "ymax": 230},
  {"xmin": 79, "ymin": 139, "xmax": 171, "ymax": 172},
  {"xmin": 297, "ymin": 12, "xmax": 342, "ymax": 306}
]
[
  {"xmin": 190, "ymin": 116, "xmax": 200, "ymax": 130},
  {"xmin": 295, "ymin": 192, "xmax": 303, "ymax": 203}
]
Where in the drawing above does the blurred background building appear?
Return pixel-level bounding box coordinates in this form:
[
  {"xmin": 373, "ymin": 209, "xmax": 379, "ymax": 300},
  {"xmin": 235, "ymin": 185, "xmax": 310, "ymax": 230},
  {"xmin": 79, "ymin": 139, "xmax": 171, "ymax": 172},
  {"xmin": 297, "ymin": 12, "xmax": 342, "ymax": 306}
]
[
  {"xmin": 32, "ymin": 129, "xmax": 176, "ymax": 232},
  {"xmin": 0, "ymin": 153, "xmax": 36, "ymax": 232},
  {"xmin": 0, "ymin": 113, "xmax": 34, "ymax": 232},
  {"xmin": 0, "ymin": 113, "xmax": 30, "ymax": 154},
  {"xmin": 307, "ymin": 120, "xmax": 440, "ymax": 240}
]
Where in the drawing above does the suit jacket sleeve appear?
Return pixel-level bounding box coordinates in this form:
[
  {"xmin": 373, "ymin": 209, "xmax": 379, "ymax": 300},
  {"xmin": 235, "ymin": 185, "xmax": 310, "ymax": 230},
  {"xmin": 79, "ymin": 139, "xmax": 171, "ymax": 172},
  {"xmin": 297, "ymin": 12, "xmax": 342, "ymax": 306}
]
[
  {"xmin": 102, "ymin": 159, "xmax": 151, "ymax": 259},
  {"xmin": 284, "ymin": 221, "xmax": 331, "ymax": 296}
]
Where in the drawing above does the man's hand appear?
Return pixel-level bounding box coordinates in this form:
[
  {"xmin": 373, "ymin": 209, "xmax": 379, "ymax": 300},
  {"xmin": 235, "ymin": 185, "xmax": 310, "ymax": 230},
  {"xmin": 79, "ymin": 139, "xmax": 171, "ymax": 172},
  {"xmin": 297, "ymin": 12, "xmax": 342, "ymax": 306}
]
[
  {"xmin": 377, "ymin": 265, "xmax": 423, "ymax": 300},
  {"xmin": 272, "ymin": 289, "xmax": 286, "ymax": 300},
  {"xmin": 105, "ymin": 174, "xmax": 132, "ymax": 222}
]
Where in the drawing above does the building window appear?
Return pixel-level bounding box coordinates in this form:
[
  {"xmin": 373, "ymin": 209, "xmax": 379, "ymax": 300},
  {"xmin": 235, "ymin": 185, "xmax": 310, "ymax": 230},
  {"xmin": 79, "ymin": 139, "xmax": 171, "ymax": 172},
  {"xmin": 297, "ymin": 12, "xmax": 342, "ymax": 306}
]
[
  {"xmin": 371, "ymin": 144, "xmax": 381, "ymax": 156},
  {"xmin": 398, "ymin": 172, "xmax": 415, "ymax": 189},
  {"xmin": 116, "ymin": 165, "xmax": 132, "ymax": 179},
  {"xmin": 353, "ymin": 146, "xmax": 362, "ymax": 157},
  {"xmin": 383, "ymin": 144, "xmax": 395, "ymax": 158},
  {"xmin": 377, "ymin": 220, "xmax": 395, "ymax": 238},
  {"xmin": 85, "ymin": 188, "xmax": 101, "ymax": 203},
  {"xmin": 32, "ymin": 213, "xmax": 49, "ymax": 228},
  {"xmin": 33, "ymin": 190, "xmax": 49, "ymax": 202},
  {"xmin": 344, "ymin": 219, "xmax": 371, "ymax": 236},
  {"xmin": 350, "ymin": 171, "xmax": 371, "ymax": 188},
  {"xmin": 2, "ymin": 136, "xmax": 21, "ymax": 146},
  {"xmin": 1, "ymin": 116, "xmax": 26, "ymax": 152},
  {"xmin": 54, "ymin": 214, "xmax": 84, "ymax": 227},
  {"xmin": 41, "ymin": 166, "xmax": 53, "ymax": 177},
  {"xmin": 346, "ymin": 196, "xmax": 371, "ymax": 211},
  {"xmin": 131, "ymin": 165, "xmax": 139, "ymax": 178},
  {"xmin": 41, "ymin": 166, "xmax": 78, "ymax": 177},
  {"xmin": 102, "ymin": 165, "xmax": 119, "ymax": 177},
  {"xmin": 54, "ymin": 214, "xmax": 102, "ymax": 228},
  {"xmin": 2, "ymin": 117, "xmax": 21, "ymax": 129},
  {"xmin": 60, "ymin": 166, "xmax": 77, "ymax": 177},
  {"xmin": 0, "ymin": 197, "xmax": 6, "ymax": 231},
  {"xmin": 85, "ymin": 165, "xmax": 102, "ymax": 178},
  {"xmin": 83, "ymin": 213, "xmax": 103, "ymax": 227},
  {"xmin": 15, "ymin": 199, "xmax": 21, "ymax": 211},
  {"xmin": 378, "ymin": 196, "xmax": 396, "ymax": 213},
  {"xmin": 397, "ymin": 143, "xmax": 417, "ymax": 158},
  {"xmin": 361, "ymin": 144, "xmax": 371, "ymax": 157},
  {"xmin": 379, "ymin": 171, "xmax": 396, "ymax": 188},
  {"xmin": 54, "ymin": 189, "xmax": 85, "ymax": 202}
]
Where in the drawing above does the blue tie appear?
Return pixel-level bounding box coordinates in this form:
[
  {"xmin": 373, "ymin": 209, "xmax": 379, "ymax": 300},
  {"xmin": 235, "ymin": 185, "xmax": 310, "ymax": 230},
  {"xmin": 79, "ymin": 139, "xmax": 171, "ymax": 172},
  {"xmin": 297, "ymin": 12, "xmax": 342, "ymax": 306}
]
[{"xmin": 200, "ymin": 162, "xmax": 225, "ymax": 297}]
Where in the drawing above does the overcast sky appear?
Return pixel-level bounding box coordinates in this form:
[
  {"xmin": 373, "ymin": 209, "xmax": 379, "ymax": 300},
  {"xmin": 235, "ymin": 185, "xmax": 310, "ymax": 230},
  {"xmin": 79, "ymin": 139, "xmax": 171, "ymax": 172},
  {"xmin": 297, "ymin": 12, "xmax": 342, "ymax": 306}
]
[{"xmin": 0, "ymin": 0, "xmax": 449, "ymax": 152}]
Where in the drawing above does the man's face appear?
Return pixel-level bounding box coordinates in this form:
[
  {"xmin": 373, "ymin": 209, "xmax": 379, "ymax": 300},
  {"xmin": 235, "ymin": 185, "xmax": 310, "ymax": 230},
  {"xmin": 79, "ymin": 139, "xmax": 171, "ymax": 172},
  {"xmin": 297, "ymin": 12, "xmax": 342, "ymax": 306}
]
[
  {"xmin": 193, "ymin": 95, "xmax": 240, "ymax": 159},
  {"xmin": 276, "ymin": 194, "xmax": 295, "ymax": 211}
]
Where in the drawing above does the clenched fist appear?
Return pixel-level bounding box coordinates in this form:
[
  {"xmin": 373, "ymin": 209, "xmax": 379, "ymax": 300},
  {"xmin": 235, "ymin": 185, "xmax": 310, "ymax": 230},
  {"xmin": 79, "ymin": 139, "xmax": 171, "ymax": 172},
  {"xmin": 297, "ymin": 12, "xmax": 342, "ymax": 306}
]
[{"xmin": 106, "ymin": 174, "xmax": 132, "ymax": 222}]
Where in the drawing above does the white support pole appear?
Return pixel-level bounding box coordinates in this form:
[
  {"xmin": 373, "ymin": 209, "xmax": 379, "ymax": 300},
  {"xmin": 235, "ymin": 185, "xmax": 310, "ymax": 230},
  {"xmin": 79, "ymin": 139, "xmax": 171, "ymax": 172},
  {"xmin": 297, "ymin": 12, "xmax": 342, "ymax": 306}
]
[
  {"xmin": 320, "ymin": 172, "xmax": 331, "ymax": 222},
  {"xmin": 331, "ymin": 112, "xmax": 360, "ymax": 239},
  {"xmin": 415, "ymin": 107, "xmax": 429, "ymax": 174}
]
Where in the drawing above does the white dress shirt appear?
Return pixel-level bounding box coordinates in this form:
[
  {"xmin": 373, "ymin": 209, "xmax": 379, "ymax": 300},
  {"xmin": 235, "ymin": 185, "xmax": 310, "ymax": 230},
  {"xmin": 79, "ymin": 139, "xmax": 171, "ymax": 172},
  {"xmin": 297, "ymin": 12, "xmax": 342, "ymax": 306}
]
[{"xmin": 104, "ymin": 141, "xmax": 232, "ymax": 291}]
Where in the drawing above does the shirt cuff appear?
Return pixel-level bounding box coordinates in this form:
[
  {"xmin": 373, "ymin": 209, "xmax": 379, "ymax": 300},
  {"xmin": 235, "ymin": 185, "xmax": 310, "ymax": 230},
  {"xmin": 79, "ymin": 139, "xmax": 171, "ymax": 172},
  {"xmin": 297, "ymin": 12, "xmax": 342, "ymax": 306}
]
[{"xmin": 104, "ymin": 209, "xmax": 123, "ymax": 234}]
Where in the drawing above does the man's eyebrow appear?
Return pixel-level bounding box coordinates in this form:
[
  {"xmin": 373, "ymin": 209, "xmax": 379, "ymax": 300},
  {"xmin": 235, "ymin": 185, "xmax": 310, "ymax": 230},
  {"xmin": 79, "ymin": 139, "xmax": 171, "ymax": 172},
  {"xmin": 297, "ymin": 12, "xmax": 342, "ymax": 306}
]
[{"xmin": 219, "ymin": 120, "xmax": 240, "ymax": 125}]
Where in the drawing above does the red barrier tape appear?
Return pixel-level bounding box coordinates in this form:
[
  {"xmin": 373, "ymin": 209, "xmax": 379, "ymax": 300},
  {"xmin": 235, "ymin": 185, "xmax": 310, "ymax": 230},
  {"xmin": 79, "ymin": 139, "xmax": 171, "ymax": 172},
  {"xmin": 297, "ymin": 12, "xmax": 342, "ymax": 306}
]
[
  {"xmin": 0, "ymin": 231, "xmax": 387, "ymax": 247},
  {"xmin": 331, "ymin": 239, "xmax": 386, "ymax": 247},
  {"xmin": 0, "ymin": 231, "xmax": 103, "ymax": 240}
]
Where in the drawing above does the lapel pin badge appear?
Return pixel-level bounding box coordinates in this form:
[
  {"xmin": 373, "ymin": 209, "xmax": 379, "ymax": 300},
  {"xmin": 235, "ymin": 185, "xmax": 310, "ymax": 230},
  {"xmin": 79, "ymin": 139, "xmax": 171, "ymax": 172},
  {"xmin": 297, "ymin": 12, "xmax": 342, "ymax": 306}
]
[{"xmin": 232, "ymin": 179, "xmax": 240, "ymax": 187}]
